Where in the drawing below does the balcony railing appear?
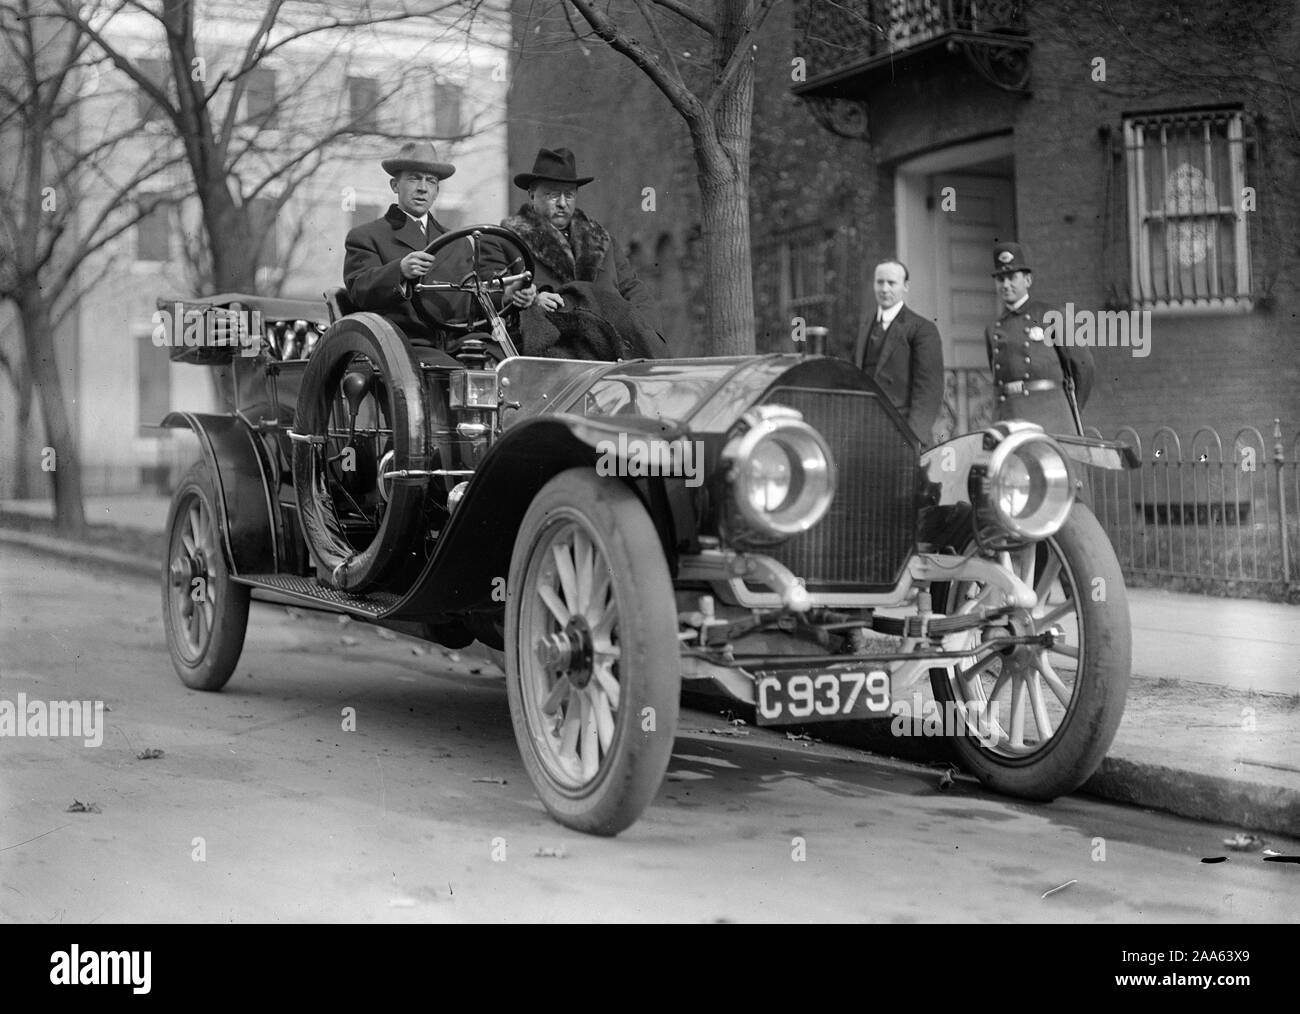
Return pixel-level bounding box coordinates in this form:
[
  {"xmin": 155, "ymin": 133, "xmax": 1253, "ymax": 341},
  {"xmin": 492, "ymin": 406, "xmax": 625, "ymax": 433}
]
[{"xmin": 794, "ymin": 0, "xmax": 1032, "ymax": 119}]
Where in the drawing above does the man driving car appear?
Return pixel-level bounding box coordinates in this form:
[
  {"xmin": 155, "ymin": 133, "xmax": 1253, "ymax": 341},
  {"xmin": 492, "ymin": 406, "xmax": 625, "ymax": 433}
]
[{"xmin": 344, "ymin": 141, "xmax": 535, "ymax": 350}]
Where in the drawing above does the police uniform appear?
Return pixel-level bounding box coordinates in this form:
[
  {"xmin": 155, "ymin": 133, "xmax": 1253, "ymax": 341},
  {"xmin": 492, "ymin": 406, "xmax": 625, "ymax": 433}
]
[{"xmin": 984, "ymin": 244, "xmax": 1094, "ymax": 436}]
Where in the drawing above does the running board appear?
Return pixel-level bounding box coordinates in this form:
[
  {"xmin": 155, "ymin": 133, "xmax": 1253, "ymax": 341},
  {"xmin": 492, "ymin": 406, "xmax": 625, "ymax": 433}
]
[{"xmin": 235, "ymin": 573, "xmax": 402, "ymax": 619}]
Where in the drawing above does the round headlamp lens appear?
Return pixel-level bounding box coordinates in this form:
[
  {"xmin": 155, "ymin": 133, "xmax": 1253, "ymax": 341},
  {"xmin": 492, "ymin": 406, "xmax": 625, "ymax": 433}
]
[
  {"xmin": 747, "ymin": 440, "xmax": 794, "ymax": 512},
  {"xmin": 722, "ymin": 408, "xmax": 836, "ymax": 541},
  {"xmin": 985, "ymin": 433, "xmax": 1073, "ymax": 539},
  {"xmin": 995, "ymin": 452, "xmax": 1034, "ymax": 518}
]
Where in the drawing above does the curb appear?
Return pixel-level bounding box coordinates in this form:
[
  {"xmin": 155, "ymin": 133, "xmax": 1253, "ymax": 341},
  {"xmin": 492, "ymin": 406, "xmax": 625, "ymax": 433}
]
[
  {"xmin": 5, "ymin": 525, "xmax": 1297, "ymax": 838},
  {"xmin": 1082, "ymin": 757, "xmax": 1300, "ymax": 838},
  {"xmin": 0, "ymin": 528, "xmax": 158, "ymax": 581},
  {"xmin": 703, "ymin": 700, "xmax": 1300, "ymax": 839}
]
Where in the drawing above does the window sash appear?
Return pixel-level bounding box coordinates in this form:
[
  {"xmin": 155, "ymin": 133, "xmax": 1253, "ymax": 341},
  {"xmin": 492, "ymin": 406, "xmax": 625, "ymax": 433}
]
[
  {"xmin": 1124, "ymin": 110, "xmax": 1250, "ymax": 309},
  {"xmin": 248, "ymin": 197, "xmax": 279, "ymax": 267},
  {"xmin": 137, "ymin": 57, "xmax": 170, "ymax": 123},
  {"xmin": 434, "ymin": 82, "xmax": 463, "ymax": 138},
  {"xmin": 137, "ymin": 332, "xmax": 171, "ymax": 436},
  {"xmin": 244, "ymin": 67, "xmax": 278, "ymax": 126},
  {"xmin": 348, "ymin": 76, "xmax": 380, "ymax": 132},
  {"xmin": 135, "ymin": 204, "xmax": 171, "ymax": 262},
  {"xmin": 351, "ymin": 203, "xmax": 382, "ymax": 231},
  {"xmin": 754, "ymin": 230, "xmax": 837, "ymax": 347}
]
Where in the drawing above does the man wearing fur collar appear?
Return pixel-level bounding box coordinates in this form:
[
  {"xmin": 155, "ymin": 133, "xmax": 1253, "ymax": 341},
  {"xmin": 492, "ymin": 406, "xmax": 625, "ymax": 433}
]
[{"xmin": 502, "ymin": 147, "xmax": 660, "ymax": 337}]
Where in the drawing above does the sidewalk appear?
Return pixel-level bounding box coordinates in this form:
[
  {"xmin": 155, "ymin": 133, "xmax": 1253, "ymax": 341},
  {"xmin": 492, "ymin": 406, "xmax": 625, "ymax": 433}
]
[{"xmin": 2, "ymin": 493, "xmax": 1297, "ymax": 836}]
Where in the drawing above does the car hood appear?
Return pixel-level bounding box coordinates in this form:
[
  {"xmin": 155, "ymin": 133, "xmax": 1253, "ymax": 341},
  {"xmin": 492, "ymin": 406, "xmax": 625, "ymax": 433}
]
[{"xmin": 497, "ymin": 354, "xmax": 875, "ymax": 434}]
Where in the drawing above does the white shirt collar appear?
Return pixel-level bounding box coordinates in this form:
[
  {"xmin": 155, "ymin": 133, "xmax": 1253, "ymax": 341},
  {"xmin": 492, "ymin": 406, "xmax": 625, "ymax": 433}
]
[
  {"xmin": 401, "ymin": 209, "xmax": 429, "ymax": 230},
  {"xmin": 1006, "ymin": 294, "xmax": 1030, "ymax": 312},
  {"xmin": 879, "ymin": 301, "xmax": 905, "ymax": 327}
]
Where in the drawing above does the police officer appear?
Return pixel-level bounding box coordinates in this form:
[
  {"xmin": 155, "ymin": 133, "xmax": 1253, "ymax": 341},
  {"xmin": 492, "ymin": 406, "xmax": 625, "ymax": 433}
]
[{"xmin": 985, "ymin": 241, "xmax": 1094, "ymax": 435}]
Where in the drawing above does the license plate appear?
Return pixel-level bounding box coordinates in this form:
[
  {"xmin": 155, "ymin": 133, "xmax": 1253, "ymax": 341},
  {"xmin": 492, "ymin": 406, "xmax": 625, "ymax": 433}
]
[{"xmin": 753, "ymin": 669, "xmax": 890, "ymax": 726}]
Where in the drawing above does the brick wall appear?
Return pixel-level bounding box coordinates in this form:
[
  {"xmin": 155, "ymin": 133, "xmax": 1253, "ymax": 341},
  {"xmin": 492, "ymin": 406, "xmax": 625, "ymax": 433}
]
[{"xmin": 508, "ymin": 0, "xmax": 1300, "ymax": 440}]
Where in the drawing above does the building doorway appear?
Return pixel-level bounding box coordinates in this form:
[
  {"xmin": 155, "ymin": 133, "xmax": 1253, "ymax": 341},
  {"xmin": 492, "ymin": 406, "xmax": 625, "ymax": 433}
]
[{"xmin": 895, "ymin": 135, "xmax": 1015, "ymax": 437}]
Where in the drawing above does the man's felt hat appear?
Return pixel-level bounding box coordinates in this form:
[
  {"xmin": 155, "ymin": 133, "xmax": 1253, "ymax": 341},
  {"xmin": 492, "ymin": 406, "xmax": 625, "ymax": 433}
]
[
  {"xmin": 514, "ymin": 147, "xmax": 594, "ymax": 190},
  {"xmin": 991, "ymin": 241, "xmax": 1031, "ymax": 276},
  {"xmin": 382, "ymin": 141, "xmax": 455, "ymax": 180}
]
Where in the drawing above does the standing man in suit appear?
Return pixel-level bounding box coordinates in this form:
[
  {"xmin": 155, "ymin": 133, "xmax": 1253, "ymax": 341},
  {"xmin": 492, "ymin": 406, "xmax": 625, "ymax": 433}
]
[
  {"xmin": 344, "ymin": 141, "xmax": 534, "ymax": 349},
  {"xmin": 985, "ymin": 241, "xmax": 1094, "ymax": 435},
  {"xmin": 854, "ymin": 258, "xmax": 945, "ymax": 443}
]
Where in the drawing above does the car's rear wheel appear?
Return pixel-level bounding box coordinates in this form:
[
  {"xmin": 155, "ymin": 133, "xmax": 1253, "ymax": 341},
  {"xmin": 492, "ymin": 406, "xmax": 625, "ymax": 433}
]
[
  {"xmin": 505, "ymin": 469, "xmax": 680, "ymax": 836},
  {"xmin": 928, "ymin": 504, "xmax": 1130, "ymax": 799},
  {"xmin": 162, "ymin": 462, "xmax": 250, "ymax": 691}
]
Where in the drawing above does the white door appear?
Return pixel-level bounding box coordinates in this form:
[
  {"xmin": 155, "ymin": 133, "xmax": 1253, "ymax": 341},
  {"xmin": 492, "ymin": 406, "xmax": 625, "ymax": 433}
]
[{"xmin": 930, "ymin": 172, "xmax": 1016, "ymax": 371}]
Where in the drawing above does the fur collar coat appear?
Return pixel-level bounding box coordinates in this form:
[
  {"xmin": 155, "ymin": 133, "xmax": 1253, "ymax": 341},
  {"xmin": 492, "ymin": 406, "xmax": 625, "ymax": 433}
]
[
  {"xmin": 502, "ymin": 203, "xmax": 612, "ymax": 286},
  {"xmin": 502, "ymin": 203, "xmax": 658, "ymax": 329}
]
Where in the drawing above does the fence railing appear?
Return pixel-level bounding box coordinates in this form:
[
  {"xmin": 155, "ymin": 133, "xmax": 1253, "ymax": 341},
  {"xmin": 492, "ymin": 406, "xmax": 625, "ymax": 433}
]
[{"xmin": 1083, "ymin": 422, "xmax": 1298, "ymax": 591}]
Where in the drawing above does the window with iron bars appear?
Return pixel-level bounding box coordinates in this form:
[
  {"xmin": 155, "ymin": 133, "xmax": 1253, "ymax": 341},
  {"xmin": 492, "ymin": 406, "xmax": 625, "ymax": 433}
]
[
  {"xmin": 1123, "ymin": 108, "xmax": 1252, "ymax": 311},
  {"xmin": 753, "ymin": 229, "xmax": 841, "ymax": 352}
]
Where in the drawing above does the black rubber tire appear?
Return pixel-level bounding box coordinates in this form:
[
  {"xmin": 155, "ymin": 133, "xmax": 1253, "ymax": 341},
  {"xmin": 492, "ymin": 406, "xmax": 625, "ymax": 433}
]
[
  {"xmin": 928, "ymin": 504, "xmax": 1131, "ymax": 800},
  {"xmin": 162, "ymin": 462, "xmax": 251, "ymax": 691},
  {"xmin": 292, "ymin": 313, "xmax": 432, "ymax": 592},
  {"xmin": 505, "ymin": 469, "xmax": 680, "ymax": 836}
]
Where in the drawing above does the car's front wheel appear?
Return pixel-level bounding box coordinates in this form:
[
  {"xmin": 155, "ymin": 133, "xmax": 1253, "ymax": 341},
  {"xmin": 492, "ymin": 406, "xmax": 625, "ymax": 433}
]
[
  {"xmin": 928, "ymin": 504, "xmax": 1131, "ymax": 799},
  {"xmin": 505, "ymin": 469, "xmax": 680, "ymax": 836},
  {"xmin": 162, "ymin": 462, "xmax": 250, "ymax": 691}
]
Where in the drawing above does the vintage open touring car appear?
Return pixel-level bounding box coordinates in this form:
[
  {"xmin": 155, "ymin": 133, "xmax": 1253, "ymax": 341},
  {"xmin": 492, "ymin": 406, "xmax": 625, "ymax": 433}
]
[{"xmin": 158, "ymin": 224, "xmax": 1136, "ymax": 835}]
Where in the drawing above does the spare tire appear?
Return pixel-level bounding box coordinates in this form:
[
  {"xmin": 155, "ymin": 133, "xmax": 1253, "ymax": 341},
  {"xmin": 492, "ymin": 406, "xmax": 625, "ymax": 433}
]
[{"xmin": 292, "ymin": 313, "xmax": 431, "ymax": 592}]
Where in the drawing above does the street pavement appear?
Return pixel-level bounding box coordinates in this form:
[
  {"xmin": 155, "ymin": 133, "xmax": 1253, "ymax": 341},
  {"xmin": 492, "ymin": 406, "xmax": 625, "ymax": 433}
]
[
  {"xmin": 1, "ymin": 543, "xmax": 1296, "ymax": 923},
  {"xmin": 2, "ymin": 493, "xmax": 1298, "ymax": 844}
]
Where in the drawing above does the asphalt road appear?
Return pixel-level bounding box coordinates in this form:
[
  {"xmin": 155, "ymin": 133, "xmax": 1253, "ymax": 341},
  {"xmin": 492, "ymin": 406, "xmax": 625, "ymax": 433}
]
[{"xmin": 1, "ymin": 545, "xmax": 1295, "ymax": 923}]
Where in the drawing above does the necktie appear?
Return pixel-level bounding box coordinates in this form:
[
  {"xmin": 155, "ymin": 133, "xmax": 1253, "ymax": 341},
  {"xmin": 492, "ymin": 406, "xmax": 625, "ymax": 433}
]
[{"xmin": 864, "ymin": 312, "xmax": 886, "ymax": 371}]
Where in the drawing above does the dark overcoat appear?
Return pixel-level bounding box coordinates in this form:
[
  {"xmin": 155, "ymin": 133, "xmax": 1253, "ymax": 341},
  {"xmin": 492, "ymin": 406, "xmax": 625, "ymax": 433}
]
[
  {"xmin": 344, "ymin": 204, "xmax": 508, "ymax": 345},
  {"xmin": 854, "ymin": 303, "xmax": 946, "ymax": 441},
  {"xmin": 501, "ymin": 204, "xmax": 663, "ymax": 341}
]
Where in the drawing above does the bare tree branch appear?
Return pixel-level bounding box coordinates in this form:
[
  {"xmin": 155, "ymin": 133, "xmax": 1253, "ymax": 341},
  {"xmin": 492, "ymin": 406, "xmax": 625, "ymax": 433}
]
[
  {"xmin": 649, "ymin": 0, "xmax": 717, "ymax": 36},
  {"xmin": 50, "ymin": 0, "xmax": 176, "ymax": 122},
  {"xmin": 705, "ymin": 0, "xmax": 778, "ymax": 118},
  {"xmin": 238, "ymin": 0, "xmax": 474, "ymax": 65},
  {"xmin": 567, "ymin": 0, "xmax": 702, "ymax": 122},
  {"xmin": 633, "ymin": 0, "xmax": 684, "ymax": 84},
  {"xmin": 48, "ymin": 167, "xmax": 185, "ymax": 294}
]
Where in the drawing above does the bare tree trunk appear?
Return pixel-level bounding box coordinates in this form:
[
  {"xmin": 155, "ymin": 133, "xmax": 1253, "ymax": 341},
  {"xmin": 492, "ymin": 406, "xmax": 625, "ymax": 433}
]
[
  {"xmin": 206, "ymin": 187, "xmax": 259, "ymax": 294},
  {"xmin": 13, "ymin": 361, "xmax": 33, "ymax": 499},
  {"xmin": 693, "ymin": 1, "xmax": 757, "ymax": 356},
  {"xmin": 18, "ymin": 294, "xmax": 86, "ymax": 536},
  {"xmin": 696, "ymin": 169, "xmax": 753, "ymax": 355}
]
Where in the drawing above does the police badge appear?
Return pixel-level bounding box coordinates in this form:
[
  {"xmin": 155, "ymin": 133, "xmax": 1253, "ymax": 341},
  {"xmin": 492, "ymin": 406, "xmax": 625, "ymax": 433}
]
[{"xmin": 1027, "ymin": 325, "xmax": 1045, "ymax": 342}]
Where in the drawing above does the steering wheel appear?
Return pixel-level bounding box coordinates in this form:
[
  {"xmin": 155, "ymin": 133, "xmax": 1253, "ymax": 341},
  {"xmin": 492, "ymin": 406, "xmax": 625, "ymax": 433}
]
[{"xmin": 410, "ymin": 225, "xmax": 535, "ymax": 341}]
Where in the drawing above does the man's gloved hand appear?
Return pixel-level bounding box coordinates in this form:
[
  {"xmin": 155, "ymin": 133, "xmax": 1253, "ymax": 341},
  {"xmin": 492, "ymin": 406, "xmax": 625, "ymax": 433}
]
[
  {"xmin": 504, "ymin": 279, "xmax": 538, "ymax": 308},
  {"xmin": 535, "ymin": 291, "xmax": 565, "ymax": 312},
  {"xmin": 400, "ymin": 251, "xmax": 436, "ymax": 279}
]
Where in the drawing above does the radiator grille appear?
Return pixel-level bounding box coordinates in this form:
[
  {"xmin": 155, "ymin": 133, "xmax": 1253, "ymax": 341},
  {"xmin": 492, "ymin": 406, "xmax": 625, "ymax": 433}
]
[{"xmin": 759, "ymin": 387, "xmax": 917, "ymax": 588}]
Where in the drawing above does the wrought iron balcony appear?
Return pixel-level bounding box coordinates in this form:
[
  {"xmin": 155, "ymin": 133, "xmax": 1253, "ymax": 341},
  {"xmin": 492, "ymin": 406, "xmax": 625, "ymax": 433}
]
[{"xmin": 793, "ymin": 1, "xmax": 1032, "ymax": 137}]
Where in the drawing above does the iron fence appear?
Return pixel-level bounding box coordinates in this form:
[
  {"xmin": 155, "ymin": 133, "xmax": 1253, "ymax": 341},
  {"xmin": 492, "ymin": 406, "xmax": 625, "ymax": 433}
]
[{"xmin": 1083, "ymin": 421, "xmax": 1299, "ymax": 591}]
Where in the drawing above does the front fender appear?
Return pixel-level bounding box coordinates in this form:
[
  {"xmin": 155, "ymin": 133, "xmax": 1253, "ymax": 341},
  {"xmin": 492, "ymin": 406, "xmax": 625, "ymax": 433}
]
[
  {"xmin": 161, "ymin": 412, "xmax": 278, "ymax": 574},
  {"xmin": 921, "ymin": 431, "xmax": 986, "ymax": 506},
  {"xmin": 385, "ymin": 413, "xmax": 694, "ymax": 621}
]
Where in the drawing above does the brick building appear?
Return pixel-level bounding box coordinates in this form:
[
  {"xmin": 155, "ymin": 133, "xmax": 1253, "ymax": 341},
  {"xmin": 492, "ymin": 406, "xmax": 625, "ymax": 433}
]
[
  {"xmin": 0, "ymin": 0, "xmax": 510, "ymax": 498},
  {"xmin": 508, "ymin": 0, "xmax": 1299, "ymax": 445}
]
